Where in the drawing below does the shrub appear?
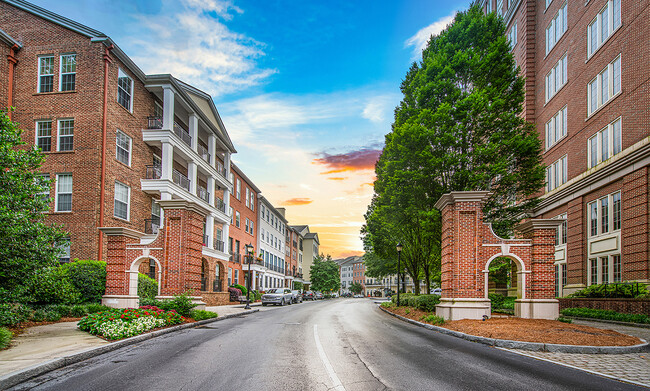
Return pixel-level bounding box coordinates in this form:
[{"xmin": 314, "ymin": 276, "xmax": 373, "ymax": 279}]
[
  {"xmin": 45, "ymin": 310, "xmax": 61, "ymax": 322},
  {"xmin": 568, "ymin": 283, "xmax": 648, "ymax": 299},
  {"xmin": 32, "ymin": 309, "xmax": 47, "ymax": 322},
  {"xmin": 70, "ymin": 304, "xmax": 87, "ymax": 317},
  {"xmin": 380, "ymin": 301, "xmax": 395, "ymax": 308},
  {"xmin": 489, "ymin": 293, "xmax": 505, "ymax": 309},
  {"xmin": 157, "ymin": 293, "xmax": 197, "ymax": 317},
  {"xmin": 138, "ymin": 273, "xmax": 158, "ymax": 300},
  {"xmin": 190, "ymin": 310, "xmax": 218, "ymax": 321},
  {"xmin": 232, "ymin": 284, "xmax": 247, "ymax": 296},
  {"xmin": 139, "ymin": 298, "xmax": 164, "ymax": 308},
  {"xmin": 54, "ymin": 304, "xmax": 73, "ymax": 317},
  {"xmin": 557, "ymin": 316, "xmax": 572, "ymax": 324},
  {"xmin": 85, "ymin": 303, "xmax": 111, "ymax": 314},
  {"xmin": 421, "ymin": 314, "xmax": 445, "ymax": 325},
  {"xmin": 0, "ymin": 303, "xmax": 31, "ymax": 326},
  {"xmin": 228, "ymin": 287, "xmax": 242, "ymax": 302},
  {"xmin": 561, "ymin": 308, "xmax": 650, "ymax": 324},
  {"xmin": 0, "ymin": 327, "xmax": 11, "ymax": 349},
  {"xmin": 25, "ymin": 266, "xmax": 80, "ymax": 305},
  {"xmin": 391, "ymin": 293, "xmax": 414, "ymax": 305},
  {"xmin": 59, "ymin": 260, "xmax": 107, "ymax": 303},
  {"xmin": 414, "ymin": 295, "xmax": 440, "ymax": 312}
]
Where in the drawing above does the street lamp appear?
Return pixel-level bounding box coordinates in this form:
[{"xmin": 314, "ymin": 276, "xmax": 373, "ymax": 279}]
[
  {"xmin": 396, "ymin": 243, "xmax": 402, "ymax": 306},
  {"xmin": 244, "ymin": 243, "xmax": 254, "ymax": 309}
]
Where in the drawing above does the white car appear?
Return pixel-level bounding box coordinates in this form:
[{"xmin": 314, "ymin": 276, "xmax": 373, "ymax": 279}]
[{"xmin": 262, "ymin": 288, "xmax": 293, "ymax": 306}]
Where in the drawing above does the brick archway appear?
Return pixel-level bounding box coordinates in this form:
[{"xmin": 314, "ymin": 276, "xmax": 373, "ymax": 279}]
[
  {"xmin": 434, "ymin": 192, "xmax": 562, "ymax": 320},
  {"xmin": 128, "ymin": 256, "xmax": 163, "ymax": 297}
]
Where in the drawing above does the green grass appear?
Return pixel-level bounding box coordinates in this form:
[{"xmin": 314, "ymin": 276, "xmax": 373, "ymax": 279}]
[{"xmin": 190, "ymin": 310, "xmax": 218, "ymax": 321}]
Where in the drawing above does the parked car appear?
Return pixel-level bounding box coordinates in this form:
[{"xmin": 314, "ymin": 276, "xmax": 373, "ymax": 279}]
[
  {"xmin": 432, "ymin": 288, "xmax": 442, "ymax": 295},
  {"xmin": 291, "ymin": 290, "xmax": 303, "ymax": 304},
  {"xmin": 303, "ymin": 291, "xmax": 315, "ymax": 300},
  {"xmin": 314, "ymin": 291, "xmax": 324, "ymax": 299},
  {"xmin": 261, "ymin": 288, "xmax": 293, "ymax": 306},
  {"xmin": 353, "ymin": 294, "xmax": 363, "ymax": 298}
]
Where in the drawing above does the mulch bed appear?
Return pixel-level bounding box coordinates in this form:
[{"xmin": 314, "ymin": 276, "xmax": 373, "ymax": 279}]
[{"xmin": 384, "ymin": 306, "xmax": 642, "ymax": 346}]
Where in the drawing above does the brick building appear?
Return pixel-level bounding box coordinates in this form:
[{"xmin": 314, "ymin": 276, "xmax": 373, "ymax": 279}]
[
  {"xmin": 481, "ymin": 0, "xmax": 650, "ymax": 295},
  {"xmin": 0, "ymin": 0, "xmax": 239, "ymax": 306}
]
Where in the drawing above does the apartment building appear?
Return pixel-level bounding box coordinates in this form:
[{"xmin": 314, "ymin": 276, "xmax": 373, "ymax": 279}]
[
  {"xmin": 277, "ymin": 209, "xmax": 300, "ymax": 288},
  {"xmin": 336, "ymin": 256, "xmax": 358, "ymax": 294},
  {"xmin": 258, "ymin": 196, "xmax": 288, "ymax": 290},
  {"xmin": 352, "ymin": 259, "xmax": 366, "ymax": 295},
  {"xmin": 481, "ymin": 0, "xmax": 650, "ymax": 295},
  {"xmin": 0, "ymin": 0, "xmax": 239, "ymax": 306},
  {"xmin": 291, "ymin": 225, "xmax": 320, "ymax": 289}
]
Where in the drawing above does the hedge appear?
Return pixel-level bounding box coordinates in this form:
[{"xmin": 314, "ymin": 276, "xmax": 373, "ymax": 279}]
[
  {"xmin": 59, "ymin": 260, "xmax": 107, "ymax": 303},
  {"xmin": 561, "ymin": 307, "xmax": 650, "ymax": 324},
  {"xmin": 390, "ymin": 294, "xmax": 440, "ymax": 312},
  {"xmin": 138, "ymin": 273, "xmax": 158, "ymax": 300},
  {"xmin": 568, "ymin": 283, "xmax": 648, "ymax": 299}
]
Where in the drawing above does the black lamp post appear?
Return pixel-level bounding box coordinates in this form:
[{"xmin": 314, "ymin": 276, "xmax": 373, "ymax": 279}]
[
  {"xmin": 396, "ymin": 243, "xmax": 402, "ymax": 306},
  {"xmin": 244, "ymin": 243, "xmax": 254, "ymax": 309}
]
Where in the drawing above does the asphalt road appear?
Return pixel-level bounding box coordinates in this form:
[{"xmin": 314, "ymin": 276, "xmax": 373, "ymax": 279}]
[{"xmin": 12, "ymin": 299, "xmax": 644, "ymax": 391}]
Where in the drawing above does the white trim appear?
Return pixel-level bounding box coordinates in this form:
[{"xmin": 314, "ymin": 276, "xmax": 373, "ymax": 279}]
[
  {"xmin": 58, "ymin": 53, "xmax": 76, "ymax": 91},
  {"xmin": 117, "ymin": 67, "xmax": 134, "ymax": 112},
  {"xmin": 54, "ymin": 173, "xmax": 72, "ymax": 212},
  {"xmin": 114, "ymin": 180, "xmax": 131, "ymax": 221},
  {"xmin": 56, "ymin": 118, "xmax": 74, "ymax": 152},
  {"xmin": 37, "ymin": 55, "xmax": 54, "ymax": 93},
  {"xmin": 115, "ymin": 129, "xmax": 132, "ymax": 166}
]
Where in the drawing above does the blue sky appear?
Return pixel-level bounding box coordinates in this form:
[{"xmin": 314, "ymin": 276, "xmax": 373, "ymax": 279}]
[{"xmin": 32, "ymin": 0, "xmax": 472, "ymax": 256}]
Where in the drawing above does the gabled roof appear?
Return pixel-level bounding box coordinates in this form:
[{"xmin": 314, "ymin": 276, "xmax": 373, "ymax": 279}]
[
  {"xmin": 230, "ymin": 162, "xmax": 261, "ymax": 193},
  {"xmin": 0, "ymin": 27, "xmax": 21, "ymax": 48},
  {"xmin": 290, "ymin": 225, "xmax": 309, "ymax": 235},
  {"xmin": 259, "ymin": 196, "xmax": 288, "ymax": 224},
  {"xmin": 304, "ymin": 232, "xmax": 319, "ymax": 245}
]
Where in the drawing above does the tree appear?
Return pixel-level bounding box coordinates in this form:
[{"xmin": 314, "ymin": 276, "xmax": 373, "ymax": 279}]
[
  {"xmin": 0, "ymin": 110, "xmax": 68, "ymax": 302},
  {"xmin": 349, "ymin": 282, "xmax": 363, "ymax": 295},
  {"xmin": 363, "ymin": 4, "xmax": 543, "ymax": 294},
  {"xmin": 309, "ymin": 254, "xmax": 340, "ymax": 293}
]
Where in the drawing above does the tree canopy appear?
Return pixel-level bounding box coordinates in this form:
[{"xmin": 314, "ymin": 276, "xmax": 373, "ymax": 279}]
[
  {"xmin": 362, "ymin": 4, "xmax": 543, "ymax": 294},
  {"xmin": 348, "ymin": 282, "xmax": 363, "ymax": 295},
  {"xmin": 309, "ymin": 254, "xmax": 340, "ymax": 293}
]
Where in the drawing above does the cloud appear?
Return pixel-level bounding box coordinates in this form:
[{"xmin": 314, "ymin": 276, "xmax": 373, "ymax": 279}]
[
  {"xmin": 405, "ymin": 12, "xmax": 456, "ymax": 60},
  {"xmin": 128, "ymin": 0, "xmax": 275, "ymax": 96},
  {"xmin": 362, "ymin": 95, "xmax": 396, "ymax": 123},
  {"xmin": 283, "ymin": 198, "xmax": 313, "ymax": 206},
  {"xmin": 313, "ymin": 148, "xmax": 382, "ymax": 174},
  {"xmin": 327, "ymin": 177, "xmax": 347, "ymax": 181}
]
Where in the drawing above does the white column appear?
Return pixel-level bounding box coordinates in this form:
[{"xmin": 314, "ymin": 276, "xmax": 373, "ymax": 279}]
[
  {"xmin": 208, "ymin": 135, "xmax": 217, "ymax": 169},
  {"xmin": 224, "ymin": 152, "xmax": 232, "ymax": 180},
  {"xmin": 252, "ymin": 270, "xmax": 257, "ymax": 290},
  {"xmin": 206, "ymin": 214, "xmax": 214, "ymax": 248},
  {"xmin": 189, "ymin": 113, "xmax": 198, "ymax": 152},
  {"xmin": 188, "ymin": 162, "xmax": 197, "ymax": 195},
  {"xmin": 162, "ymin": 87, "xmax": 175, "ymax": 130},
  {"xmin": 207, "ymin": 176, "xmax": 215, "ymax": 207},
  {"xmin": 223, "ymin": 223, "xmax": 230, "ymax": 254},
  {"xmin": 161, "ymin": 142, "xmax": 173, "ymax": 180}
]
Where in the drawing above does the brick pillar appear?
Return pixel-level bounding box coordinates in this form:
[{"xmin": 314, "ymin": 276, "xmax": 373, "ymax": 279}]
[
  {"xmin": 99, "ymin": 227, "xmax": 146, "ymax": 308},
  {"xmin": 622, "ymin": 167, "xmax": 649, "ymax": 283},
  {"xmin": 566, "ymin": 196, "xmax": 585, "ymax": 293}
]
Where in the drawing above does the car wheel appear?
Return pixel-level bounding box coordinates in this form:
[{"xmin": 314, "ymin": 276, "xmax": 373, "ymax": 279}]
[
  {"xmin": 280, "ymin": 299, "xmax": 285, "ymax": 306},
  {"xmin": 262, "ymin": 303, "xmax": 267, "ymax": 306}
]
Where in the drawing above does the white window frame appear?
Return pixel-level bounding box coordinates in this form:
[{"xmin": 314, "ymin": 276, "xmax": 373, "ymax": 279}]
[
  {"xmin": 545, "ymin": 2, "xmax": 567, "ymax": 55},
  {"xmin": 58, "ymin": 238, "xmax": 71, "ymax": 263},
  {"xmin": 545, "ymin": 106, "xmax": 567, "ymax": 150},
  {"xmin": 235, "ymin": 211, "xmax": 240, "ymax": 228},
  {"xmin": 508, "ymin": 21, "xmax": 517, "ymax": 48},
  {"xmin": 250, "ymin": 192, "xmax": 255, "ymax": 211},
  {"xmin": 545, "ymin": 0, "xmax": 553, "ymax": 10},
  {"xmin": 546, "ymin": 155, "xmax": 567, "ymax": 192},
  {"xmin": 588, "ymin": 117, "xmax": 622, "ymax": 168},
  {"xmin": 588, "ymin": 191, "xmax": 621, "ymax": 238},
  {"xmin": 57, "ymin": 119, "xmax": 74, "ymax": 152},
  {"xmin": 545, "ymin": 54, "xmax": 567, "ymax": 103},
  {"xmin": 115, "ymin": 130, "xmax": 132, "ymax": 166},
  {"xmin": 250, "ymin": 221, "xmax": 254, "ymax": 236},
  {"xmin": 114, "ymin": 181, "xmax": 130, "ymax": 221},
  {"xmin": 588, "ymin": 254, "xmax": 621, "ymax": 285},
  {"xmin": 555, "ymin": 213, "xmax": 568, "ymax": 246},
  {"xmin": 55, "ymin": 173, "xmax": 72, "ymax": 212},
  {"xmin": 245, "ymin": 187, "xmax": 250, "ymax": 207},
  {"xmin": 587, "ymin": 55, "xmax": 621, "ymax": 116},
  {"xmin": 36, "ymin": 173, "xmax": 50, "ymax": 206},
  {"xmin": 38, "ymin": 55, "xmax": 54, "ymax": 93},
  {"xmin": 117, "ymin": 68, "xmax": 134, "ymax": 112},
  {"xmin": 236, "ymin": 179, "xmax": 241, "ymax": 200},
  {"xmin": 587, "ymin": 0, "xmax": 621, "ymax": 59},
  {"xmin": 35, "ymin": 120, "xmax": 52, "ymax": 152},
  {"xmin": 59, "ymin": 53, "xmax": 76, "ymax": 92}
]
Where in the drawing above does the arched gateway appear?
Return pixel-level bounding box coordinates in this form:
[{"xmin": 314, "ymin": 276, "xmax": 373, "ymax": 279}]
[{"xmin": 434, "ymin": 192, "xmax": 562, "ymax": 320}]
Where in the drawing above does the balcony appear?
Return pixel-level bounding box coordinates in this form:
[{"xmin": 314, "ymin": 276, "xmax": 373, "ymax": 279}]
[
  {"xmin": 144, "ymin": 218, "xmax": 160, "ymax": 234},
  {"xmin": 147, "ymin": 116, "xmax": 163, "ymax": 129},
  {"xmin": 215, "ymin": 197, "xmax": 226, "ymax": 214},
  {"xmin": 296, "ymin": 273, "xmax": 303, "ymax": 279},
  {"xmin": 173, "ymin": 122, "xmax": 191, "ymax": 147},
  {"xmin": 146, "ymin": 165, "xmax": 162, "ymax": 180},
  {"xmin": 198, "ymin": 186, "xmax": 210, "ymax": 203},
  {"xmin": 172, "ymin": 169, "xmax": 190, "ymax": 192},
  {"xmin": 230, "ymin": 252, "xmax": 241, "ymax": 264},
  {"xmin": 197, "ymin": 144, "xmax": 211, "ymax": 164},
  {"xmin": 203, "ymin": 235, "xmax": 209, "ymax": 247},
  {"xmin": 213, "ymin": 239, "xmax": 225, "ymax": 252}
]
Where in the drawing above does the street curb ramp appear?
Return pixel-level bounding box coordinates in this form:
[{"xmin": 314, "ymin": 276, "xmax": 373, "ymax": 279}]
[
  {"xmin": 378, "ymin": 305, "xmax": 649, "ymax": 354},
  {"xmin": 0, "ymin": 309, "xmax": 259, "ymax": 390}
]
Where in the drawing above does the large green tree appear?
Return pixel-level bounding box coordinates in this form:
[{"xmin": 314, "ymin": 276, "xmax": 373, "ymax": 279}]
[
  {"xmin": 0, "ymin": 110, "xmax": 68, "ymax": 301},
  {"xmin": 348, "ymin": 282, "xmax": 363, "ymax": 295},
  {"xmin": 362, "ymin": 4, "xmax": 544, "ymax": 294},
  {"xmin": 309, "ymin": 254, "xmax": 340, "ymax": 293}
]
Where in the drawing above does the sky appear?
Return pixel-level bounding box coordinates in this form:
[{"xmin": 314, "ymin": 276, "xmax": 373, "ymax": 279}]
[{"xmin": 32, "ymin": 0, "xmax": 472, "ymax": 258}]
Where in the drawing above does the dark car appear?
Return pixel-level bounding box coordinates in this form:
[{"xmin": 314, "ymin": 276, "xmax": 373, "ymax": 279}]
[{"xmin": 303, "ymin": 291, "xmax": 315, "ymax": 300}]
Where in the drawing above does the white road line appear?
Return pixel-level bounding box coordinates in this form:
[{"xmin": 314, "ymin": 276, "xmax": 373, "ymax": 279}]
[{"xmin": 313, "ymin": 324, "xmax": 347, "ymax": 391}]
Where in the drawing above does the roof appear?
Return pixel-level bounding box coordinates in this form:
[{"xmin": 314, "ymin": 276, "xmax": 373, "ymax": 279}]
[
  {"xmin": 334, "ymin": 256, "xmax": 361, "ymax": 267},
  {"xmin": 0, "ymin": 27, "xmax": 21, "ymax": 48},
  {"xmin": 230, "ymin": 162, "xmax": 261, "ymax": 193},
  {"xmin": 290, "ymin": 225, "xmax": 309, "ymax": 235},
  {"xmin": 259, "ymin": 196, "xmax": 288, "ymax": 224},
  {"xmin": 304, "ymin": 232, "xmax": 319, "ymax": 245}
]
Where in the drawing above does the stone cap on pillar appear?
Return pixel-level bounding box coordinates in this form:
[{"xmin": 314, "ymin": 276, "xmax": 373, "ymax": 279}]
[
  {"xmin": 517, "ymin": 218, "xmax": 564, "ymax": 235},
  {"xmin": 434, "ymin": 191, "xmax": 491, "ymax": 210},
  {"xmin": 98, "ymin": 227, "xmax": 146, "ymax": 239},
  {"xmin": 158, "ymin": 199, "xmax": 210, "ymax": 217}
]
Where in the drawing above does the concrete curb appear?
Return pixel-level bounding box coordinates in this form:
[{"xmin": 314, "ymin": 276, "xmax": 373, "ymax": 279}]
[
  {"xmin": 565, "ymin": 316, "xmax": 650, "ymax": 329},
  {"xmin": 378, "ymin": 305, "xmax": 649, "ymax": 354},
  {"xmin": 0, "ymin": 309, "xmax": 259, "ymax": 390}
]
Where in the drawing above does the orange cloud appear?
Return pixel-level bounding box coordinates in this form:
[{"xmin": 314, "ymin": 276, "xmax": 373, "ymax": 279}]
[
  {"xmin": 327, "ymin": 177, "xmax": 347, "ymax": 181},
  {"xmin": 333, "ymin": 250, "xmax": 364, "ymax": 258},
  {"xmin": 283, "ymin": 198, "xmax": 313, "ymax": 205},
  {"xmin": 313, "ymin": 148, "xmax": 382, "ymax": 174}
]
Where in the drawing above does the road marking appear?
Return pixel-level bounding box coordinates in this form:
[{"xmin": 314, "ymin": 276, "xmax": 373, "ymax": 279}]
[{"xmin": 314, "ymin": 324, "xmax": 347, "ymax": 391}]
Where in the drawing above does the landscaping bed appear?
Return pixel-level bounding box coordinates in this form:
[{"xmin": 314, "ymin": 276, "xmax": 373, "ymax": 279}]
[{"xmin": 382, "ymin": 305, "xmax": 643, "ymax": 346}]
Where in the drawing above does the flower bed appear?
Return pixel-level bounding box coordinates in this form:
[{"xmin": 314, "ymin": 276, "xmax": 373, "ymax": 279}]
[{"xmin": 78, "ymin": 307, "xmax": 185, "ymax": 340}]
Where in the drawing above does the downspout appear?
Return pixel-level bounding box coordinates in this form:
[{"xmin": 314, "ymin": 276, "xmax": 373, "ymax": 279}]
[
  {"xmin": 98, "ymin": 44, "xmax": 114, "ymax": 261},
  {"xmin": 6, "ymin": 44, "xmax": 19, "ymax": 119}
]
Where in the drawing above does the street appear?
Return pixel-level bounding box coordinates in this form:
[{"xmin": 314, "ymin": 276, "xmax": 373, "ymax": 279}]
[{"xmin": 13, "ymin": 299, "xmax": 644, "ymax": 391}]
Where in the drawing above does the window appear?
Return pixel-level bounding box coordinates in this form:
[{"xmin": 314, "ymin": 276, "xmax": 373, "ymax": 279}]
[
  {"xmin": 250, "ymin": 192, "xmax": 255, "ymax": 211},
  {"xmin": 245, "ymin": 218, "xmax": 250, "ymax": 233},
  {"xmin": 589, "ymin": 254, "xmax": 621, "ymax": 285},
  {"xmin": 588, "ymin": 191, "xmax": 621, "ymax": 237},
  {"xmin": 36, "ymin": 121, "xmax": 52, "ymax": 152},
  {"xmin": 57, "ymin": 119, "xmax": 74, "ymax": 151},
  {"xmin": 545, "ymin": 106, "xmax": 567, "ymax": 149},
  {"xmin": 546, "ymin": 0, "xmax": 553, "ymax": 9},
  {"xmin": 508, "ymin": 21, "xmax": 517, "ymax": 48},
  {"xmin": 496, "ymin": 0, "xmax": 502, "ymax": 14},
  {"xmin": 38, "ymin": 56, "xmax": 54, "ymax": 93},
  {"xmin": 545, "ymin": 155, "xmax": 567, "ymax": 192},
  {"xmin": 117, "ymin": 68, "xmax": 133, "ymax": 111},
  {"xmin": 114, "ymin": 181, "xmax": 130, "ymax": 220},
  {"xmin": 250, "ymin": 221, "xmax": 254, "ymax": 236},
  {"xmin": 36, "ymin": 173, "xmax": 50, "ymax": 205},
  {"xmin": 588, "ymin": 0, "xmax": 622, "ymax": 57},
  {"xmin": 59, "ymin": 54, "xmax": 76, "ymax": 91},
  {"xmin": 555, "ymin": 213, "xmax": 567, "ymax": 245},
  {"xmin": 235, "ymin": 211, "xmax": 240, "ymax": 228},
  {"xmin": 245, "ymin": 187, "xmax": 250, "ymax": 207},
  {"xmin": 588, "ymin": 117, "xmax": 622, "ymax": 168},
  {"xmin": 151, "ymin": 199, "xmax": 161, "ymax": 232},
  {"xmin": 234, "ymin": 269, "xmax": 239, "ymax": 285},
  {"xmin": 116, "ymin": 130, "xmax": 131, "ymax": 166},
  {"xmin": 58, "ymin": 238, "xmax": 71, "ymax": 263},
  {"xmin": 485, "ymin": 0, "xmax": 491, "ymax": 13},
  {"xmin": 545, "ymin": 54, "xmax": 567, "ymax": 102},
  {"xmin": 588, "ymin": 55, "xmax": 621, "ymax": 116},
  {"xmin": 55, "ymin": 173, "xmax": 72, "ymax": 212},
  {"xmin": 546, "ymin": 2, "xmax": 567, "ymax": 54},
  {"xmin": 236, "ymin": 179, "xmax": 241, "ymax": 200},
  {"xmin": 229, "ymin": 206, "xmax": 234, "ymax": 224},
  {"xmin": 613, "ymin": 255, "xmax": 621, "ymax": 282}
]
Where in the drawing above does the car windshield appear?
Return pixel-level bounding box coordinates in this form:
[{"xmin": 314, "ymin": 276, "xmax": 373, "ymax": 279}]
[{"xmin": 266, "ymin": 289, "xmax": 282, "ymax": 294}]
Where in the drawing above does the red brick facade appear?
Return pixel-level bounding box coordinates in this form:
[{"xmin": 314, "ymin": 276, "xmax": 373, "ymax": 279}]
[{"xmin": 228, "ymin": 164, "xmax": 259, "ymax": 287}]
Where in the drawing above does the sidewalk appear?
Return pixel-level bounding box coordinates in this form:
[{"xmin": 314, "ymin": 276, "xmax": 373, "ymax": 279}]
[{"xmin": 0, "ymin": 304, "xmax": 255, "ymax": 381}]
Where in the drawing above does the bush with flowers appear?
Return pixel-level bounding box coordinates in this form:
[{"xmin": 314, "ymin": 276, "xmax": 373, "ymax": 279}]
[{"xmin": 78, "ymin": 307, "xmax": 184, "ymax": 340}]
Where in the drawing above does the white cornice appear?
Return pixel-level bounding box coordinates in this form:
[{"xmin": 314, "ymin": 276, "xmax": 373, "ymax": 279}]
[{"xmin": 434, "ymin": 191, "xmax": 491, "ymax": 210}]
